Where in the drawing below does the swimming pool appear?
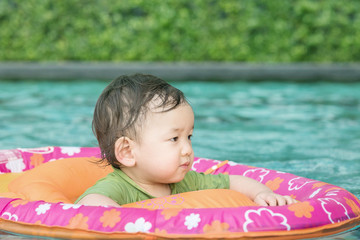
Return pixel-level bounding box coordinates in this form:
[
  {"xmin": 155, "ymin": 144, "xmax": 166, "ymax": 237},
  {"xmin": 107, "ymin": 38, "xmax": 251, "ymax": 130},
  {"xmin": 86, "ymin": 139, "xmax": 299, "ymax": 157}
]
[{"xmin": 0, "ymin": 80, "xmax": 359, "ymax": 239}]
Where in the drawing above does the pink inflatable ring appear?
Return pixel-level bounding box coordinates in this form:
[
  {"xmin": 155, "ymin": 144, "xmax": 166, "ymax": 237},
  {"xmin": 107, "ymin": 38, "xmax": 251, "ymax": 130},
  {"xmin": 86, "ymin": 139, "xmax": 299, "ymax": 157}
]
[{"xmin": 0, "ymin": 146, "xmax": 359, "ymax": 239}]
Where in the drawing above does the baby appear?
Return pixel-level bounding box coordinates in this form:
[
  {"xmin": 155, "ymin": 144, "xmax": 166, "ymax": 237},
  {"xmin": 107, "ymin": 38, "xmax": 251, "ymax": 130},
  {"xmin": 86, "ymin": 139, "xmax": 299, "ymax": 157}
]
[{"xmin": 76, "ymin": 74, "xmax": 296, "ymax": 207}]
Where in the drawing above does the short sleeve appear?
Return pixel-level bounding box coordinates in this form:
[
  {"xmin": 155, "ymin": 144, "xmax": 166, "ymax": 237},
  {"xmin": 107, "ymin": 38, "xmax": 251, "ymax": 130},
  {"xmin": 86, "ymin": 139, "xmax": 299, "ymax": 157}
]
[
  {"xmin": 172, "ymin": 171, "xmax": 230, "ymax": 194},
  {"xmin": 75, "ymin": 173, "xmax": 126, "ymax": 204}
]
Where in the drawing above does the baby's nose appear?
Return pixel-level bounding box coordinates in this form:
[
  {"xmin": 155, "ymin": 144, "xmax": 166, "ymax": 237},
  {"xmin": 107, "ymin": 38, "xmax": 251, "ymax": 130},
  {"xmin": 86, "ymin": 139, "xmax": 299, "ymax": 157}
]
[{"xmin": 181, "ymin": 141, "xmax": 193, "ymax": 156}]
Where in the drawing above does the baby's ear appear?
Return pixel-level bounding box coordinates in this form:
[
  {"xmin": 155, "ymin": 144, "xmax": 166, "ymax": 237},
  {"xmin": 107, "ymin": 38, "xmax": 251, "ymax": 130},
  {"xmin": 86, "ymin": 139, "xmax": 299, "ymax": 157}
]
[{"xmin": 114, "ymin": 137, "xmax": 135, "ymax": 167}]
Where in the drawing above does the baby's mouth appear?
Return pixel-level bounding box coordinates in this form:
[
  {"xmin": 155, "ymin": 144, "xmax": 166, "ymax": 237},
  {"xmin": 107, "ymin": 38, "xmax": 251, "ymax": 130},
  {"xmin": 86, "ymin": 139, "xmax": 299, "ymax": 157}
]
[{"xmin": 180, "ymin": 162, "xmax": 190, "ymax": 168}]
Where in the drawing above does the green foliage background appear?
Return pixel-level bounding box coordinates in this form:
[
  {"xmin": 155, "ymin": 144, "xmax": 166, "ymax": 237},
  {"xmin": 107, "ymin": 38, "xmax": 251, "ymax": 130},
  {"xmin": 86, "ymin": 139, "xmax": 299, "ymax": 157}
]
[{"xmin": 1, "ymin": 0, "xmax": 359, "ymax": 62}]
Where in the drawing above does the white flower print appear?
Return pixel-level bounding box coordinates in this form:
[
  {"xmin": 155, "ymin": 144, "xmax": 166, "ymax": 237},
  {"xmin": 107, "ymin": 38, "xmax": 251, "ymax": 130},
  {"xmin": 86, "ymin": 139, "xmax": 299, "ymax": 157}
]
[
  {"xmin": 288, "ymin": 177, "xmax": 316, "ymax": 191},
  {"xmin": 243, "ymin": 168, "xmax": 270, "ymax": 183},
  {"xmin": 35, "ymin": 203, "xmax": 51, "ymax": 215},
  {"xmin": 243, "ymin": 208, "xmax": 290, "ymax": 232},
  {"xmin": 227, "ymin": 160, "xmax": 239, "ymax": 166},
  {"xmin": 184, "ymin": 213, "xmax": 201, "ymax": 230},
  {"xmin": 5, "ymin": 159, "xmax": 25, "ymax": 173},
  {"xmin": 60, "ymin": 147, "xmax": 81, "ymax": 156},
  {"xmin": 1, "ymin": 212, "xmax": 18, "ymax": 221},
  {"xmin": 60, "ymin": 203, "xmax": 81, "ymax": 210},
  {"xmin": 318, "ymin": 198, "xmax": 350, "ymax": 223},
  {"xmin": 124, "ymin": 217, "xmax": 152, "ymax": 233}
]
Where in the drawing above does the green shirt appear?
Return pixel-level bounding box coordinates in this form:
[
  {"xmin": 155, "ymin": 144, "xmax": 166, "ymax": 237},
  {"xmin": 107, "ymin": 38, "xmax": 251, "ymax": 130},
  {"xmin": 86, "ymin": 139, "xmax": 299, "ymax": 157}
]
[{"xmin": 75, "ymin": 168, "xmax": 230, "ymax": 205}]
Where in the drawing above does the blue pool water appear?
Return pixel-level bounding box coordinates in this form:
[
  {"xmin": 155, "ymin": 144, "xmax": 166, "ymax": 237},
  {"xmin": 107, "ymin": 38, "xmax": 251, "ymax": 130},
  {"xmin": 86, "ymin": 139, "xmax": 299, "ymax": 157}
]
[{"xmin": 0, "ymin": 80, "xmax": 360, "ymax": 239}]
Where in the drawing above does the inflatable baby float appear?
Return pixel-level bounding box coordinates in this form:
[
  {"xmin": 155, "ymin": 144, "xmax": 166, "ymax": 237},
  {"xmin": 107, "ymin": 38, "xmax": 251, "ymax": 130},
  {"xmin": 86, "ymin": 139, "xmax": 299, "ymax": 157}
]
[{"xmin": 0, "ymin": 146, "xmax": 359, "ymax": 239}]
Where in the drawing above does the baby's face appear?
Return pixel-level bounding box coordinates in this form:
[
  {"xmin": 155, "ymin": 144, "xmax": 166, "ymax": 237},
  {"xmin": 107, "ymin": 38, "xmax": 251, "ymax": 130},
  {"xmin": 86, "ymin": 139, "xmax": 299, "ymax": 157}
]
[{"xmin": 131, "ymin": 103, "xmax": 195, "ymax": 184}]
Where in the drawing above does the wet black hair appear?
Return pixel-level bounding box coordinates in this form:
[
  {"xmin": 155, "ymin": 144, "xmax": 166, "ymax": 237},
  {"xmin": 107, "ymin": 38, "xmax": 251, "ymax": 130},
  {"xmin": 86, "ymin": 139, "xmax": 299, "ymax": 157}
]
[{"xmin": 93, "ymin": 73, "xmax": 187, "ymax": 168}]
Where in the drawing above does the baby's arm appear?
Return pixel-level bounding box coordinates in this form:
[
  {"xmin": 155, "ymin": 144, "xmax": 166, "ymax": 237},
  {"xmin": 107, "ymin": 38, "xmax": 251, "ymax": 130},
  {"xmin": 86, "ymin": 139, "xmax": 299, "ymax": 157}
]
[
  {"xmin": 229, "ymin": 175, "xmax": 296, "ymax": 206},
  {"xmin": 76, "ymin": 194, "xmax": 121, "ymax": 207}
]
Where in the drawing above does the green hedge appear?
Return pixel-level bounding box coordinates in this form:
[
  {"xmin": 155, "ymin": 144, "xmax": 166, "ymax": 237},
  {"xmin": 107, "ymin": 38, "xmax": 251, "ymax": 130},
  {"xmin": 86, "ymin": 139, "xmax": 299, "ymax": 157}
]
[{"xmin": 1, "ymin": 0, "xmax": 359, "ymax": 62}]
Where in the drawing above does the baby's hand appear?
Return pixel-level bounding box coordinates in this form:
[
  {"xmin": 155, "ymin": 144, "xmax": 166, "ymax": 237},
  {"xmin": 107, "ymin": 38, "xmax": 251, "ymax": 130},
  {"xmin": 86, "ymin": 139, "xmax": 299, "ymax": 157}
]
[{"xmin": 254, "ymin": 191, "xmax": 296, "ymax": 206}]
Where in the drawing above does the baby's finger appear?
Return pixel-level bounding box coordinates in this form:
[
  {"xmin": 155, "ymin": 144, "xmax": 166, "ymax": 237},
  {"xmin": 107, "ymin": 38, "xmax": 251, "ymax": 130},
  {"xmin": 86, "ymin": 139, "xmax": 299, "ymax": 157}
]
[
  {"xmin": 276, "ymin": 196, "xmax": 286, "ymax": 206},
  {"xmin": 265, "ymin": 195, "xmax": 278, "ymax": 206},
  {"xmin": 284, "ymin": 195, "xmax": 297, "ymax": 204},
  {"xmin": 254, "ymin": 197, "xmax": 268, "ymax": 206}
]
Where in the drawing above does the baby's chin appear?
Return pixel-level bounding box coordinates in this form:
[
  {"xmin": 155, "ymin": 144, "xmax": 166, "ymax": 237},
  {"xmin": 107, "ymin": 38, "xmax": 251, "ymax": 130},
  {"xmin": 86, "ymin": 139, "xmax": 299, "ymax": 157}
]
[{"xmin": 168, "ymin": 172, "xmax": 189, "ymax": 184}]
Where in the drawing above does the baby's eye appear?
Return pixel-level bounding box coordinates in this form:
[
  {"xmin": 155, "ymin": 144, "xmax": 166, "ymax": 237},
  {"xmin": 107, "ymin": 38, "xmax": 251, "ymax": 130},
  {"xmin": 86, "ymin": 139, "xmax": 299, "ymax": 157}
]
[
  {"xmin": 188, "ymin": 135, "xmax": 192, "ymax": 140},
  {"xmin": 170, "ymin": 137, "xmax": 178, "ymax": 142}
]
